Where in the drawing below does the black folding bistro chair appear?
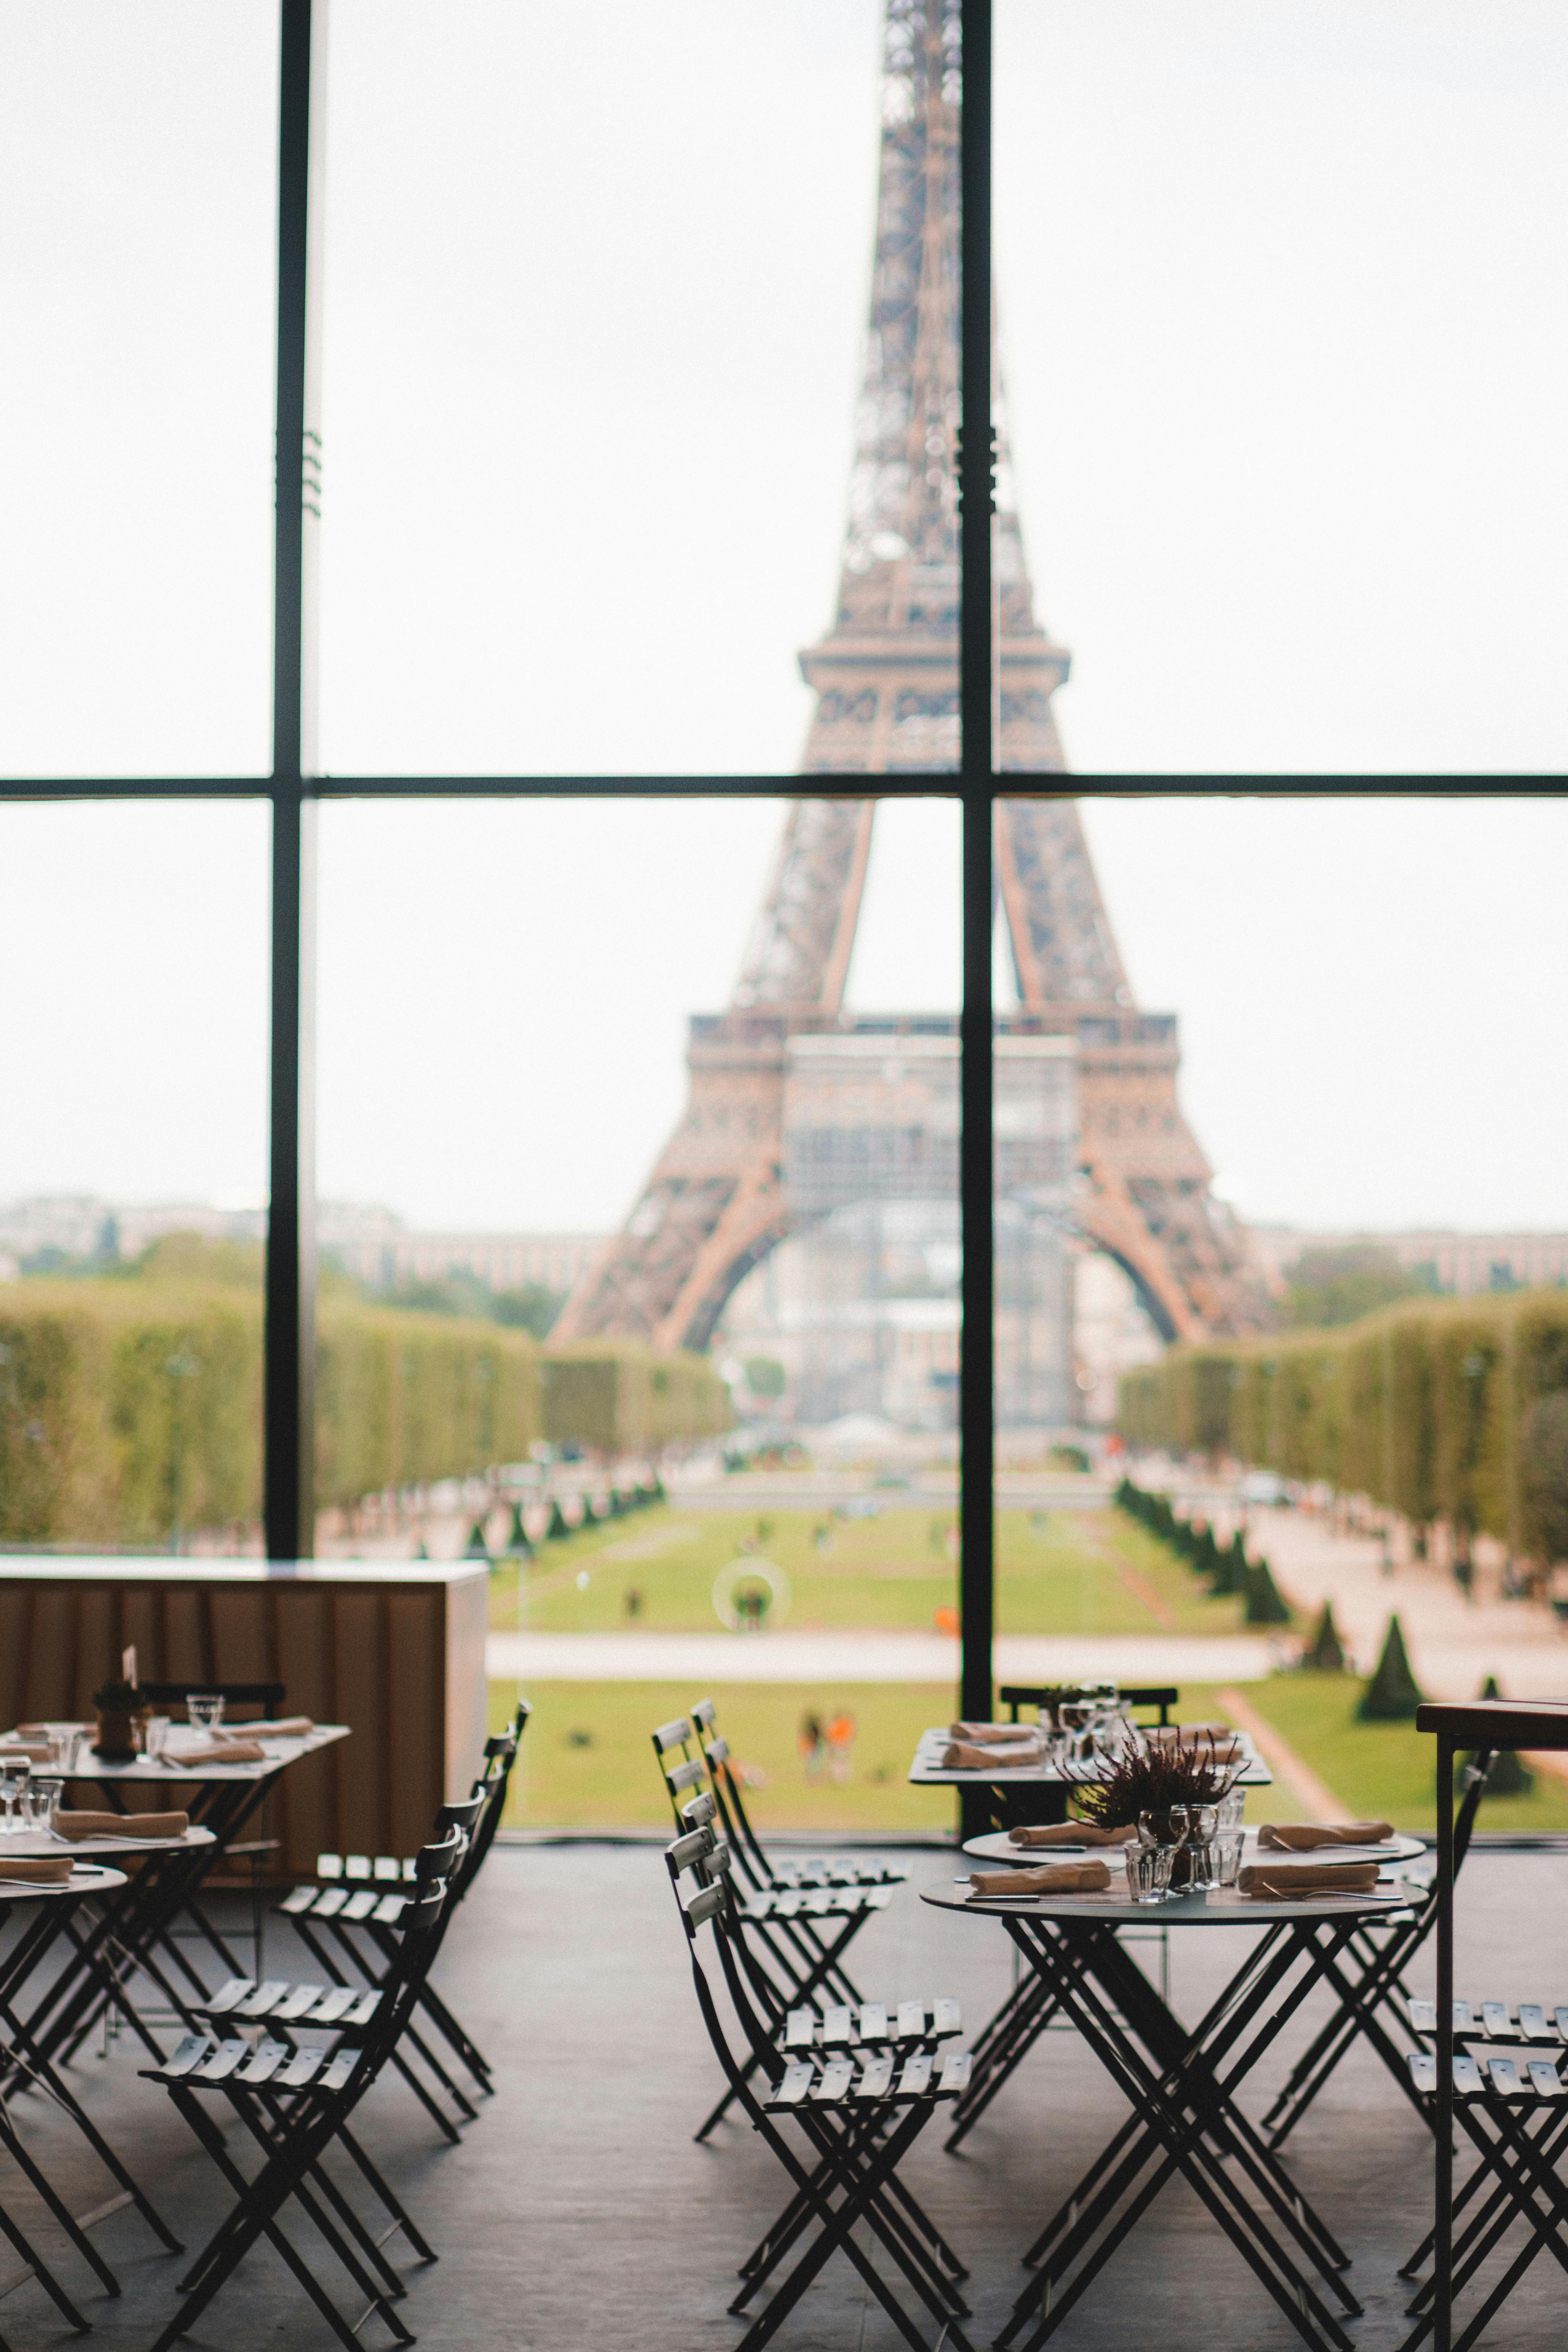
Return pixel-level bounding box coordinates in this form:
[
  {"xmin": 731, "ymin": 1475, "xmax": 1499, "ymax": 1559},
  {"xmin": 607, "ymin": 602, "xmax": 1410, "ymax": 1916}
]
[
  {"xmin": 653, "ymin": 1716, "xmax": 898, "ymax": 2137},
  {"xmin": 943, "ymin": 1685, "xmax": 1181, "ymax": 2152},
  {"xmin": 140, "ymin": 1824, "xmax": 466, "ymax": 2352},
  {"xmin": 673, "ymin": 1783, "xmax": 961, "ymax": 2152},
  {"xmin": 668, "ymin": 1822, "xmax": 974, "ymax": 2352},
  {"xmin": 276, "ymin": 1708, "xmax": 527, "ymax": 2128},
  {"xmin": 1262, "ymin": 1751, "xmax": 1494, "ymax": 2150},
  {"xmin": 1398, "ymin": 2019, "xmax": 1568, "ymax": 2352}
]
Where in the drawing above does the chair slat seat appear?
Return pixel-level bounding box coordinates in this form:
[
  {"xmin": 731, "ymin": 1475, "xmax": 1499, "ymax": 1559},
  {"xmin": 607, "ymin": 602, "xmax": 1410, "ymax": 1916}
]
[
  {"xmin": 277, "ymin": 1886, "xmax": 321, "ymax": 1916},
  {"xmin": 341, "ymin": 1891, "xmax": 381, "ymax": 1922}
]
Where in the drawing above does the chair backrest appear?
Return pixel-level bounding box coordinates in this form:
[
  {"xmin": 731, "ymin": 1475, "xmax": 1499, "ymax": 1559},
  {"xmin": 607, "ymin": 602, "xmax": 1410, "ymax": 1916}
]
[
  {"xmin": 453, "ymin": 1740, "xmax": 522, "ymax": 1900},
  {"xmin": 338, "ymin": 1843, "xmax": 462, "ymax": 2102},
  {"xmin": 686, "ymin": 1698, "xmax": 777, "ymax": 1891},
  {"xmin": 664, "ymin": 1827, "xmax": 781, "ymax": 2108},
  {"xmin": 138, "ymin": 1680, "xmax": 286, "ymax": 1721},
  {"xmin": 652, "ymin": 1714, "xmax": 714, "ymax": 1822},
  {"xmin": 999, "ymin": 1683, "xmax": 1178, "ymax": 1728}
]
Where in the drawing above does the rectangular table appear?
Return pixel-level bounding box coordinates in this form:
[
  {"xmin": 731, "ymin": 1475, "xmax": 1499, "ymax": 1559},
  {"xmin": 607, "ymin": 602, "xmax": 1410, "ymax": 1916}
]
[
  {"xmin": 0, "ymin": 1556, "xmax": 489, "ymax": 1873},
  {"xmin": 7, "ymin": 1728, "xmax": 351, "ymax": 2070},
  {"xmin": 1415, "ymin": 1696, "xmax": 1568, "ymax": 2352},
  {"xmin": 908, "ymin": 1725, "xmax": 1273, "ymax": 1828}
]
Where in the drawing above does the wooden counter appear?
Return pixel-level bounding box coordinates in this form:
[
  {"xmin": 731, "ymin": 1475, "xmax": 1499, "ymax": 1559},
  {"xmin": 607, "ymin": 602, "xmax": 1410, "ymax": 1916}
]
[{"xmin": 0, "ymin": 1557, "xmax": 489, "ymax": 1877}]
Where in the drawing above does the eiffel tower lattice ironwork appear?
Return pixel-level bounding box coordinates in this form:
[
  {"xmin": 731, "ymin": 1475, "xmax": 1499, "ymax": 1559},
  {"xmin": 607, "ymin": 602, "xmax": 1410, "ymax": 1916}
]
[{"xmin": 556, "ymin": 0, "xmax": 1263, "ymax": 1360}]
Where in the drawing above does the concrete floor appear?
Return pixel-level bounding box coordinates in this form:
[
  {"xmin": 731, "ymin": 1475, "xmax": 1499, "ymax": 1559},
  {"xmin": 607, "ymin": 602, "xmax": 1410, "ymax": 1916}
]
[{"xmin": 2, "ymin": 1842, "xmax": 1567, "ymax": 2352}]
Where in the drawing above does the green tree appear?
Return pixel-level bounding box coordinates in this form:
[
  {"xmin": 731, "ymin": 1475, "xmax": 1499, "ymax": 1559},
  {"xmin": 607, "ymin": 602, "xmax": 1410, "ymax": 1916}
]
[
  {"xmin": 1302, "ymin": 1599, "xmax": 1347, "ymax": 1673},
  {"xmin": 1358, "ymin": 1614, "xmax": 1425, "ymax": 1721},
  {"xmin": 1284, "ymin": 1245, "xmax": 1434, "ymax": 1331}
]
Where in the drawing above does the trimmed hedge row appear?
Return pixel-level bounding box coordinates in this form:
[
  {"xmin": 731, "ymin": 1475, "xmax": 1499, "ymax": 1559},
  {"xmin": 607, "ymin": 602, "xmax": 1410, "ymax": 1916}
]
[
  {"xmin": 1118, "ymin": 1288, "xmax": 1568, "ymax": 1558},
  {"xmin": 0, "ymin": 1281, "xmax": 733, "ymax": 1547}
]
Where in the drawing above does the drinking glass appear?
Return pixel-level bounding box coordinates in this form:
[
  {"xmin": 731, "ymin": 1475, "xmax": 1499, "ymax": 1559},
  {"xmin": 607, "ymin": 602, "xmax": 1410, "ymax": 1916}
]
[
  {"xmin": 45, "ymin": 1723, "xmax": 80, "ymax": 1769},
  {"xmin": 1184, "ymin": 1840, "xmax": 1222, "ymax": 1892},
  {"xmin": 1059, "ymin": 1702, "xmax": 1094, "ymax": 1762},
  {"xmin": 1124, "ymin": 1843, "xmax": 1176, "ymax": 1905},
  {"xmin": 143, "ymin": 1716, "xmax": 172, "ymax": 1762},
  {"xmin": 1217, "ymin": 1787, "xmax": 1245, "ymax": 1833},
  {"xmin": 185, "ymin": 1695, "xmax": 225, "ymax": 1735},
  {"xmin": 0, "ymin": 1758, "xmax": 30, "ymax": 1833},
  {"xmin": 22, "ymin": 1778, "xmax": 63, "ymax": 1829},
  {"xmin": 1213, "ymin": 1832, "xmax": 1245, "ymax": 1887},
  {"xmin": 1168, "ymin": 1803, "xmax": 1220, "ymax": 1848}
]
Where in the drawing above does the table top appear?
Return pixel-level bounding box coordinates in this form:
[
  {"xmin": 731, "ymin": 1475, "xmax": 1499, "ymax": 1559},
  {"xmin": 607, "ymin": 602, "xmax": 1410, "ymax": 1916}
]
[
  {"xmin": 0, "ymin": 1862, "xmax": 127, "ymax": 1899},
  {"xmin": 2, "ymin": 1725, "xmax": 350, "ymax": 1783},
  {"xmin": 909, "ymin": 1726, "xmax": 1273, "ymax": 1788},
  {"xmin": 961, "ymin": 1827, "xmax": 1427, "ymax": 1866},
  {"xmin": 1416, "ymin": 1697, "xmax": 1568, "ymax": 1752},
  {"xmin": 1, "ymin": 1825, "xmax": 217, "ymax": 1860},
  {"xmin": 0, "ymin": 1556, "xmax": 486, "ymax": 1589},
  {"xmin": 921, "ymin": 1876, "xmax": 1416, "ymax": 1926}
]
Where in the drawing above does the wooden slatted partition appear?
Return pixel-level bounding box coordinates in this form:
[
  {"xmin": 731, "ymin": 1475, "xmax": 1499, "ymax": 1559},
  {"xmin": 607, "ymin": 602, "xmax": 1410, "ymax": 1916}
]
[{"xmin": 0, "ymin": 1559, "xmax": 489, "ymax": 1876}]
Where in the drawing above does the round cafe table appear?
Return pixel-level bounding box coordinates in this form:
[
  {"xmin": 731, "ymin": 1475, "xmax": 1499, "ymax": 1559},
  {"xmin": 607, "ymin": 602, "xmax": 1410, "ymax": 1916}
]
[
  {"xmin": 961, "ymin": 1827, "xmax": 1428, "ymax": 1867},
  {"xmin": 921, "ymin": 1871, "xmax": 1415, "ymax": 2352}
]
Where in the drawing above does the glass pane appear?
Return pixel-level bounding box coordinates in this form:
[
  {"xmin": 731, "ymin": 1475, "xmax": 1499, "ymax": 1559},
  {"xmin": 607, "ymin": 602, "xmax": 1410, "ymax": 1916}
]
[
  {"xmin": 0, "ymin": 4, "xmax": 277, "ymax": 777},
  {"xmin": 1068, "ymin": 795, "xmax": 1568, "ymax": 1833},
  {"xmin": 316, "ymin": 795, "xmax": 962, "ymax": 1828},
  {"xmin": 997, "ymin": 1, "xmax": 1568, "ymax": 772},
  {"xmin": 317, "ymin": 0, "xmax": 894, "ymax": 775},
  {"xmin": 0, "ymin": 803, "xmax": 270, "ymax": 1550}
]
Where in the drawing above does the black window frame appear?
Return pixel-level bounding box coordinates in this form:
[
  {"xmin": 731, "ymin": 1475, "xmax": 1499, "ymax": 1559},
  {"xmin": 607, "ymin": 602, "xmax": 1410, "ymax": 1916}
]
[{"xmin": 1, "ymin": 0, "xmax": 1555, "ymax": 1777}]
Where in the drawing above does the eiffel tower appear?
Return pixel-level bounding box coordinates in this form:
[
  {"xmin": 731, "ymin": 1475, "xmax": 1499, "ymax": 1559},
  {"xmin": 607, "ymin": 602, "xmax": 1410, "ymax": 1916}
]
[{"xmin": 555, "ymin": 0, "xmax": 1263, "ymax": 1361}]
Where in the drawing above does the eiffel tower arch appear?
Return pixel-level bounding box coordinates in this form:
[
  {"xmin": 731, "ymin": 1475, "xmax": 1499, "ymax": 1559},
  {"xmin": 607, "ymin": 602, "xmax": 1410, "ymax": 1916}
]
[{"xmin": 554, "ymin": 0, "xmax": 1264, "ymax": 1369}]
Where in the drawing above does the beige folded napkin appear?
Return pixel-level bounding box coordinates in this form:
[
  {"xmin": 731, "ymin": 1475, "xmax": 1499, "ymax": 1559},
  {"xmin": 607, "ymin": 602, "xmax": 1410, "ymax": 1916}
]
[
  {"xmin": 950, "ymin": 1722, "xmax": 1037, "ymax": 1743},
  {"xmin": 943, "ymin": 1739, "xmax": 1040, "ymax": 1771},
  {"xmin": 1143, "ymin": 1724, "xmax": 1243, "ymax": 1757},
  {"xmin": 52, "ymin": 1810, "xmax": 190, "ymax": 1840},
  {"xmin": 168, "ymin": 1740, "xmax": 267, "ymax": 1767},
  {"xmin": 0, "ymin": 1742, "xmax": 55, "ymax": 1763},
  {"xmin": 1238, "ymin": 1861, "xmax": 1381, "ymax": 1900},
  {"xmin": 1009, "ymin": 1820, "xmax": 1136, "ymax": 1850},
  {"xmin": 1258, "ymin": 1820, "xmax": 1394, "ymax": 1851},
  {"xmin": 970, "ymin": 1859, "xmax": 1113, "ymax": 1898},
  {"xmin": 237, "ymin": 1716, "xmax": 313, "ymax": 1738},
  {"xmin": 0, "ymin": 1854, "xmax": 73, "ymax": 1884}
]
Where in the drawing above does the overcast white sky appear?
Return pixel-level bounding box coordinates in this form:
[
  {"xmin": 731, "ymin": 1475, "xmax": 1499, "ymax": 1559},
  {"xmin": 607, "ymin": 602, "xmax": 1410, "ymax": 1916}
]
[{"xmin": 1, "ymin": 5, "xmax": 1565, "ymax": 1238}]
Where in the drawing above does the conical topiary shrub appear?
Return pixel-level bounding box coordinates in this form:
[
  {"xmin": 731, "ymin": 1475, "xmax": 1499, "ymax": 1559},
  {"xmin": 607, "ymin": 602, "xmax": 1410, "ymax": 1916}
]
[
  {"xmin": 1302, "ymin": 1600, "xmax": 1346, "ymax": 1673},
  {"xmin": 1358, "ymin": 1615, "xmax": 1426, "ymax": 1721},
  {"xmin": 1459, "ymin": 1676, "xmax": 1534, "ymax": 1796},
  {"xmin": 1193, "ymin": 1524, "xmax": 1222, "ymax": 1582},
  {"xmin": 1244, "ymin": 1559, "xmax": 1292, "ymax": 1625},
  {"xmin": 463, "ymin": 1518, "xmax": 491, "ymax": 1561},
  {"xmin": 546, "ymin": 1499, "xmax": 571, "ymax": 1542},
  {"xmin": 1213, "ymin": 1532, "xmax": 1249, "ymax": 1596},
  {"xmin": 500, "ymin": 1501, "xmax": 534, "ymax": 1562}
]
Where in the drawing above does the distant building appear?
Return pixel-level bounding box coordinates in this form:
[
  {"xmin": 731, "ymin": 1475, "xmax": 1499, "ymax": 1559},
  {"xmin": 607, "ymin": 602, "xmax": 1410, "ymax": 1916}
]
[
  {"xmin": 0, "ymin": 1195, "xmax": 607, "ymax": 1302},
  {"xmin": 1250, "ymin": 1226, "xmax": 1568, "ymax": 1299}
]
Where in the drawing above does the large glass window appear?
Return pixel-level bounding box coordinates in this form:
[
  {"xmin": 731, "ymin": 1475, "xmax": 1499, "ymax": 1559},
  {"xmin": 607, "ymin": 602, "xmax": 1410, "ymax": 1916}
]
[
  {"xmin": 0, "ymin": 4, "xmax": 277, "ymax": 778},
  {"xmin": 996, "ymin": 0, "xmax": 1568, "ymax": 772},
  {"xmin": 317, "ymin": 1, "xmax": 884, "ymax": 777},
  {"xmin": 0, "ymin": 802, "xmax": 270, "ymax": 1551}
]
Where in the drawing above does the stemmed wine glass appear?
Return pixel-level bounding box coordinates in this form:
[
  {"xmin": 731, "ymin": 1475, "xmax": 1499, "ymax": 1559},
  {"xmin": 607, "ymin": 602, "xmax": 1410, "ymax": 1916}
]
[{"xmin": 0, "ymin": 1757, "xmax": 31, "ymax": 1835}]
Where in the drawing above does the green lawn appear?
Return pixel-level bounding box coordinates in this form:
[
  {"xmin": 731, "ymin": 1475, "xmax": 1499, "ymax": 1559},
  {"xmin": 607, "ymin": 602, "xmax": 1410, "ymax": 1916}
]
[
  {"xmin": 488, "ymin": 1679, "xmax": 960, "ymax": 1833},
  {"xmin": 1234, "ymin": 1674, "xmax": 1568, "ymax": 1836},
  {"xmin": 487, "ymin": 1502, "xmax": 1266, "ymax": 1642},
  {"xmin": 484, "ymin": 1506, "xmax": 1561, "ymax": 1834}
]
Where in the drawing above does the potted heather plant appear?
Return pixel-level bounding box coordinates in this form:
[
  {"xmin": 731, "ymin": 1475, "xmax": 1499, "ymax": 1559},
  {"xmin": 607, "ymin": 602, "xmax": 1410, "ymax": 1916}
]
[
  {"xmin": 1074, "ymin": 1743, "xmax": 1237, "ymax": 1887},
  {"xmin": 91, "ymin": 1679, "xmax": 142, "ymax": 1762}
]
